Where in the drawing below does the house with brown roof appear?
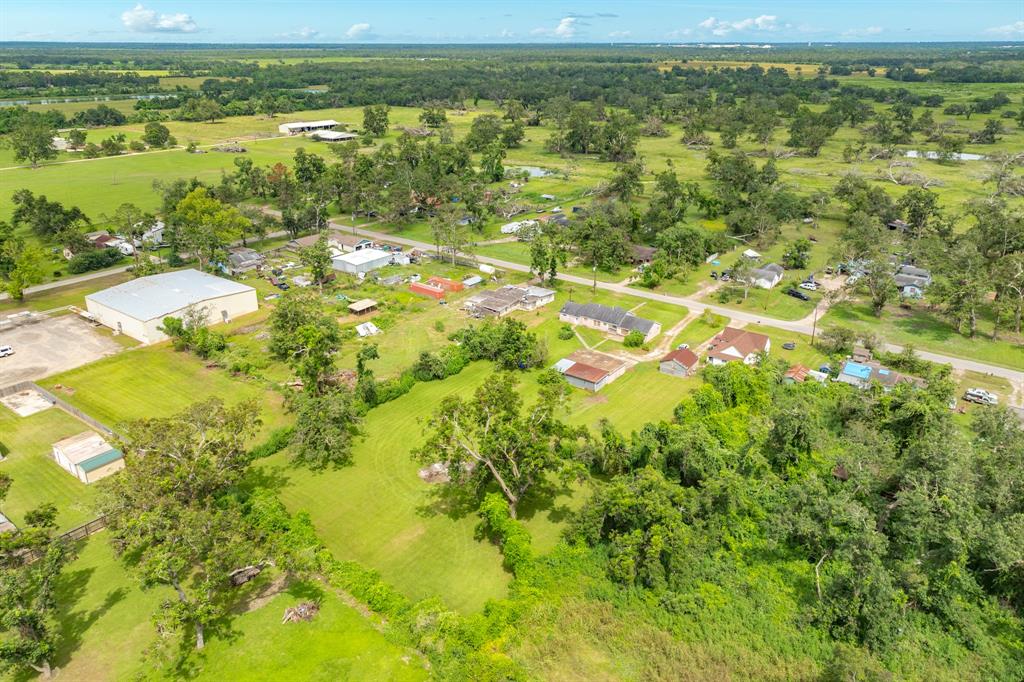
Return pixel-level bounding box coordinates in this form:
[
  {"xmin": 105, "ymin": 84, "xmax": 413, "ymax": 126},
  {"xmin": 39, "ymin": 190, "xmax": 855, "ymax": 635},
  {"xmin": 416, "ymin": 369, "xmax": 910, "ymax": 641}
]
[
  {"xmin": 706, "ymin": 327, "xmax": 771, "ymax": 365},
  {"xmin": 553, "ymin": 349, "xmax": 628, "ymax": 392},
  {"xmin": 659, "ymin": 348, "xmax": 699, "ymax": 377},
  {"xmin": 783, "ymin": 364, "xmax": 828, "ymax": 384}
]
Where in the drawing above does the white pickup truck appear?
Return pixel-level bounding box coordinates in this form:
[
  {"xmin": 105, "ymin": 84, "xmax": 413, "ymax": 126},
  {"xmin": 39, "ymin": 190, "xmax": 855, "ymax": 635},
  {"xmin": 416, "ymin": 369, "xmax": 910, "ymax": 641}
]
[{"xmin": 0, "ymin": 345, "xmax": 13, "ymax": 358}]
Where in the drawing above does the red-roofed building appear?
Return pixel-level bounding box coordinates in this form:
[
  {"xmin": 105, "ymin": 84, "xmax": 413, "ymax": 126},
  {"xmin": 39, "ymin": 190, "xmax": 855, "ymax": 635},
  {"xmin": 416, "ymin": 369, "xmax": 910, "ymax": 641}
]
[
  {"xmin": 409, "ymin": 281, "xmax": 445, "ymax": 299},
  {"xmin": 659, "ymin": 348, "xmax": 699, "ymax": 377},
  {"xmin": 706, "ymin": 327, "xmax": 770, "ymax": 366},
  {"xmin": 427, "ymin": 276, "xmax": 464, "ymax": 292}
]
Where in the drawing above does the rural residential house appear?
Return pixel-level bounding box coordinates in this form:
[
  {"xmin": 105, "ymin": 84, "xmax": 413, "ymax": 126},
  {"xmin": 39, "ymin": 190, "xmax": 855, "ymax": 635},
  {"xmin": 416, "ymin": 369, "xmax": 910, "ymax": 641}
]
[
  {"xmin": 706, "ymin": 327, "xmax": 771, "ymax": 365},
  {"xmin": 553, "ymin": 350, "xmax": 628, "ymax": 392},
  {"xmin": 836, "ymin": 360, "xmax": 925, "ymax": 391},
  {"xmin": 659, "ymin": 348, "xmax": 700, "ymax": 377},
  {"xmin": 85, "ymin": 269, "xmax": 258, "ymax": 344},
  {"xmin": 52, "ymin": 431, "xmax": 125, "ymax": 484},
  {"xmin": 226, "ymin": 246, "xmax": 264, "ymax": 274},
  {"xmin": 783, "ymin": 364, "xmax": 828, "ymax": 384},
  {"xmin": 748, "ymin": 263, "xmax": 784, "ymax": 289},
  {"xmin": 465, "ymin": 284, "xmax": 556, "ymax": 317},
  {"xmin": 559, "ymin": 302, "xmax": 661, "ymax": 342}
]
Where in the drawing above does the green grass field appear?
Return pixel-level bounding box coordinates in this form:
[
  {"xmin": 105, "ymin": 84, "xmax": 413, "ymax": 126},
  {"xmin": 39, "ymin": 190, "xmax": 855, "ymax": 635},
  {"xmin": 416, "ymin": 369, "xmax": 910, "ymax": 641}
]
[{"xmin": 0, "ymin": 406, "xmax": 101, "ymax": 531}]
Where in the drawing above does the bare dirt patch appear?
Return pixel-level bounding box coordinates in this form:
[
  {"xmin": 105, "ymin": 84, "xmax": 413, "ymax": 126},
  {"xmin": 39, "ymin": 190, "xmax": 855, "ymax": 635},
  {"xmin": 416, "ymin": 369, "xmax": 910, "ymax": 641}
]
[{"xmin": 0, "ymin": 316, "xmax": 122, "ymax": 385}]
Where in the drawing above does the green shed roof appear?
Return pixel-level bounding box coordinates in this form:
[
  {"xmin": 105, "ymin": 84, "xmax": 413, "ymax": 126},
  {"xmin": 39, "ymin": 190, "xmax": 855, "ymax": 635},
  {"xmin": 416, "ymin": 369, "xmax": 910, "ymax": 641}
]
[{"xmin": 78, "ymin": 449, "xmax": 123, "ymax": 473}]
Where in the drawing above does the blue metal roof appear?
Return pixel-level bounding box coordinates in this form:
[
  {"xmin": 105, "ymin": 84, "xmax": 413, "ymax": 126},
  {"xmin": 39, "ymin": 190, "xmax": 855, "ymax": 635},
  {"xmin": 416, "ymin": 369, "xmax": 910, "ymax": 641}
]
[{"xmin": 842, "ymin": 361, "xmax": 872, "ymax": 381}]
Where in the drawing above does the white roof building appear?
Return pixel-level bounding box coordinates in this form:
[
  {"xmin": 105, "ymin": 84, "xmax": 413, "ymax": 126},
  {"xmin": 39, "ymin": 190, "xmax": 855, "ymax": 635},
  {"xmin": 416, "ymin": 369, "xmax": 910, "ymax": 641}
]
[
  {"xmin": 310, "ymin": 130, "xmax": 358, "ymax": 141},
  {"xmin": 51, "ymin": 431, "xmax": 125, "ymax": 484},
  {"xmin": 331, "ymin": 248, "xmax": 394, "ymax": 274},
  {"xmin": 85, "ymin": 269, "xmax": 258, "ymax": 344},
  {"xmin": 278, "ymin": 119, "xmax": 339, "ymax": 135}
]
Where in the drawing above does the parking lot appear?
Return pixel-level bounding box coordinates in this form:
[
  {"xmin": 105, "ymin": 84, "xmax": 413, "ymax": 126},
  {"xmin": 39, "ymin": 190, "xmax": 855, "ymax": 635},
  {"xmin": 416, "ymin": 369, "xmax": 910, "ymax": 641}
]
[{"xmin": 0, "ymin": 315, "xmax": 123, "ymax": 385}]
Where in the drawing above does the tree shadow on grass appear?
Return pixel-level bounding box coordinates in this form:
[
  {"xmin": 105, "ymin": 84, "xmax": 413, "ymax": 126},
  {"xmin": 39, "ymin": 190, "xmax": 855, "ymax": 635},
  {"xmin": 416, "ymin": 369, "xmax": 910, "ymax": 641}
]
[
  {"xmin": 515, "ymin": 477, "xmax": 577, "ymax": 526},
  {"xmin": 415, "ymin": 482, "xmax": 480, "ymax": 521},
  {"xmin": 242, "ymin": 464, "xmax": 293, "ymax": 493},
  {"xmin": 51, "ymin": 566, "xmax": 128, "ymax": 673}
]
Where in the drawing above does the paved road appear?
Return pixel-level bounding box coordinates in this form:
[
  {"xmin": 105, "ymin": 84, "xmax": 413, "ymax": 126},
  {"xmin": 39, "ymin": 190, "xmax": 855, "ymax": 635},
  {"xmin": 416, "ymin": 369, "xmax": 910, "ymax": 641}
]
[{"xmin": 318, "ymin": 216, "xmax": 1024, "ymax": 385}]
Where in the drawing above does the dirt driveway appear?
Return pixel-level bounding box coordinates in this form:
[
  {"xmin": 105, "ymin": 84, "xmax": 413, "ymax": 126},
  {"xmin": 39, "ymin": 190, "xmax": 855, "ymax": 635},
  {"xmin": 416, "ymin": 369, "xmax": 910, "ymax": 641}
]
[{"xmin": 0, "ymin": 315, "xmax": 123, "ymax": 386}]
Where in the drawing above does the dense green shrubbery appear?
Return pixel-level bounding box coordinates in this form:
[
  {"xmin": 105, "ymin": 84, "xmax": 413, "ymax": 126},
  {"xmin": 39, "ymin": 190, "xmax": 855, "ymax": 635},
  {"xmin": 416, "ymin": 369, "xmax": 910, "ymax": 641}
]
[
  {"xmin": 67, "ymin": 247, "xmax": 122, "ymax": 273},
  {"xmin": 248, "ymin": 426, "xmax": 295, "ymax": 460},
  {"xmin": 450, "ymin": 318, "xmax": 547, "ymax": 370}
]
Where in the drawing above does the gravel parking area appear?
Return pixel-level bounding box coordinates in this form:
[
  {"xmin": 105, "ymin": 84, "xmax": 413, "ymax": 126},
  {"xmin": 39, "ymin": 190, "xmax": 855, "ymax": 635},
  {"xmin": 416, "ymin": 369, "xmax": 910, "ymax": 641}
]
[{"xmin": 0, "ymin": 315, "xmax": 123, "ymax": 386}]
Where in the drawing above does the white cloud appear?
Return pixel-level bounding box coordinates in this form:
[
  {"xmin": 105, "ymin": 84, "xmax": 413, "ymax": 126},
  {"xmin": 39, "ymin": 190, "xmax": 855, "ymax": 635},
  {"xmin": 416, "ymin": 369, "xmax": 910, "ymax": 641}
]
[
  {"xmin": 532, "ymin": 16, "xmax": 578, "ymax": 39},
  {"xmin": 608, "ymin": 30, "xmax": 631, "ymax": 38},
  {"xmin": 988, "ymin": 21, "xmax": 1024, "ymax": 36},
  {"xmin": 698, "ymin": 14, "xmax": 777, "ymax": 36},
  {"xmin": 842, "ymin": 26, "xmax": 884, "ymax": 37},
  {"xmin": 345, "ymin": 22, "xmax": 372, "ymax": 39},
  {"xmin": 280, "ymin": 26, "xmax": 319, "ymax": 40},
  {"xmin": 121, "ymin": 4, "xmax": 198, "ymax": 33},
  {"xmin": 499, "ymin": 28, "xmax": 515, "ymax": 38}
]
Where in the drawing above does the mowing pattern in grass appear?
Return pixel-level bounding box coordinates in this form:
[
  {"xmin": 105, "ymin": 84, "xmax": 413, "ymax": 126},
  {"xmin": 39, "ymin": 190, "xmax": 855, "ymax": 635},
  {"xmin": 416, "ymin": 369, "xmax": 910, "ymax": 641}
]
[{"xmin": 0, "ymin": 406, "xmax": 101, "ymax": 531}]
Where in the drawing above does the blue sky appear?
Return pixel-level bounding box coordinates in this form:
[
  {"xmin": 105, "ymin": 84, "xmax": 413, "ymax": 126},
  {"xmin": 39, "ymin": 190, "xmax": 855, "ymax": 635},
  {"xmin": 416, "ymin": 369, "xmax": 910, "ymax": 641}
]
[{"xmin": 3, "ymin": 1, "xmax": 1023, "ymax": 43}]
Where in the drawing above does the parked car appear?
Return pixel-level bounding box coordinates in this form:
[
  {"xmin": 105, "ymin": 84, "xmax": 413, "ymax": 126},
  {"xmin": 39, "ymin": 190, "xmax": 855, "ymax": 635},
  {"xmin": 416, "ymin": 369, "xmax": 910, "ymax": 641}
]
[
  {"xmin": 819, "ymin": 365, "xmax": 832, "ymax": 374},
  {"xmin": 782, "ymin": 342, "xmax": 796, "ymax": 350},
  {"xmin": 799, "ymin": 281, "xmax": 818, "ymax": 291},
  {"xmin": 0, "ymin": 345, "xmax": 13, "ymax": 358},
  {"xmin": 409, "ymin": 273, "xmax": 421, "ymax": 282},
  {"xmin": 785, "ymin": 288, "xmax": 810, "ymax": 301},
  {"xmin": 963, "ymin": 388, "xmax": 998, "ymax": 405},
  {"xmin": 276, "ymin": 282, "xmax": 290, "ymax": 291},
  {"xmin": 676, "ymin": 343, "xmax": 690, "ymax": 350}
]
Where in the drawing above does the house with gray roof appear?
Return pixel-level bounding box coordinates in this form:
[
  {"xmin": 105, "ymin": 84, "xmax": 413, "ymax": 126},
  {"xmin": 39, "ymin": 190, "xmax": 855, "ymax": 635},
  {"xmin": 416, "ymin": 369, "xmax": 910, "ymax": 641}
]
[
  {"xmin": 559, "ymin": 301, "xmax": 661, "ymax": 342},
  {"xmin": 748, "ymin": 263, "xmax": 784, "ymax": 289}
]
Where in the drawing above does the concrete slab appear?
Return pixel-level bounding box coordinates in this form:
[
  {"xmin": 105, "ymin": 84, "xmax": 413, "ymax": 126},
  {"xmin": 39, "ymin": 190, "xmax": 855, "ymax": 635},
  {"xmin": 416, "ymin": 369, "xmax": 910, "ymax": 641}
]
[
  {"xmin": 0, "ymin": 315, "xmax": 123, "ymax": 386},
  {"xmin": 0, "ymin": 389, "xmax": 53, "ymax": 417}
]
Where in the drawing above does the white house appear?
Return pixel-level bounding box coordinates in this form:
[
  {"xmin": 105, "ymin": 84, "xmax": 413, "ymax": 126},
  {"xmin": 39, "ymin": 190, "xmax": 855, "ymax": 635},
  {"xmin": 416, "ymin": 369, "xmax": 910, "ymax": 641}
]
[
  {"xmin": 706, "ymin": 327, "xmax": 771, "ymax": 365},
  {"xmin": 85, "ymin": 269, "xmax": 258, "ymax": 344},
  {"xmin": 749, "ymin": 263, "xmax": 784, "ymax": 289},
  {"xmin": 51, "ymin": 431, "xmax": 124, "ymax": 484},
  {"xmin": 331, "ymin": 248, "xmax": 393, "ymax": 275}
]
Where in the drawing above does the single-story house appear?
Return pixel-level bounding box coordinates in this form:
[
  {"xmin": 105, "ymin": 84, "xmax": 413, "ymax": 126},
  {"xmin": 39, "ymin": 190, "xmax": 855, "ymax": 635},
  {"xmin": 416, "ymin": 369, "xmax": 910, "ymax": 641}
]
[
  {"xmin": 660, "ymin": 348, "xmax": 699, "ymax": 377},
  {"xmin": 330, "ymin": 233, "xmax": 375, "ymax": 253},
  {"xmin": 332, "ymin": 248, "xmax": 393, "ymax": 275},
  {"xmin": 629, "ymin": 245, "xmax": 658, "ymax": 265},
  {"xmin": 310, "ymin": 130, "xmax": 358, "ymax": 142},
  {"xmin": 427, "ymin": 276, "xmax": 464, "ymax": 293},
  {"xmin": 348, "ymin": 299, "xmax": 378, "ymax": 315},
  {"xmin": 52, "ymin": 431, "xmax": 124, "ymax": 484},
  {"xmin": 835, "ymin": 360, "xmax": 925, "ymax": 391},
  {"xmin": 852, "ymin": 346, "xmax": 872, "ymax": 363},
  {"xmin": 226, "ymin": 247, "xmax": 264, "ymax": 274},
  {"xmin": 278, "ymin": 119, "xmax": 339, "ymax": 135},
  {"xmin": 465, "ymin": 284, "xmax": 555, "ymax": 317},
  {"xmin": 410, "ymin": 281, "xmax": 446, "ymax": 299},
  {"xmin": 356, "ymin": 321, "xmax": 381, "ymax": 337},
  {"xmin": 554, "ymin": 349, "xmax": 628, "ymax": 392},
  {"xmin": 706, "ymin": 327, "xmax": 771, "ymax": 365},
  {"xmin": 85, "ymin": 269, "xmax": 258, "ymax": 344},
  {"xmin": 895, "ymin": 264, "xmax": 931, "ymax": 298},
  {"xmin": 783, "ymin": 364, "xmax": 828, "ymax": 384},
  {"xmin": 748, "ymin": 263, "xmax": 784, "ymax": 289},
  {"xmin": 0, "ymin": 513, "xmax": 16, "ymax": 534},
  {"xmin": 559, "ymin": 301, "xmax": 661, "ymax": 343}
]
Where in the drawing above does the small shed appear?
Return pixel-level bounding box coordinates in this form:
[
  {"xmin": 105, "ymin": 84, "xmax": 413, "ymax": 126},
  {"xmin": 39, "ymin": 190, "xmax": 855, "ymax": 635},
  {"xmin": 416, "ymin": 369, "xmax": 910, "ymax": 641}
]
[
  {"xmin": 742, "ymin": 248, "xmax": 761, "ymax": 260},
  {"xmin": 52, "ymin": 431, "xmax": 125, "ymax": 484},
  {"xmin": 356, "ymin": 322, "xmax": 381, "ymax": 337},
  {"xmin": 462, "ymin": 275, "xmax": 483, "ymax": 288},
  {"xmin": 660, "ymin": 348, "xmax": 699, "ymax": 377},
  {"xmin": 348, "ymin": 299, "xmax": 378, "ymax": 315}
]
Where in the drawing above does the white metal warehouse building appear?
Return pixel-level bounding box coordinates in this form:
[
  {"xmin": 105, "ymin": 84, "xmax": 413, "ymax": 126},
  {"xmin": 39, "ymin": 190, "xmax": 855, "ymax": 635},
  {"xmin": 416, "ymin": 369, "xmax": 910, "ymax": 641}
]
[
  {"xmin": 331, "ymin": 248, "xmax": 393, "ymax": 275},
  {"xmin": 85, "ymin": 269, "xmax": 258, "ymax": 344}
]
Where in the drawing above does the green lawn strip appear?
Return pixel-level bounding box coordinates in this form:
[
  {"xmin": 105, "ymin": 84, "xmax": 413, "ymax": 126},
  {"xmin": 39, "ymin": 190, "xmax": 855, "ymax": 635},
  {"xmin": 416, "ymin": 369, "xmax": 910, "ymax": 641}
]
[
  {"xmin": 0, "ymin": 406, "xmax": 101, "ymax": 531},
  {"xmin": 37, "ymin": 344, "xmax": 286, "ymax": 434},
  {"xmin": 670, "ymin": 312, "xmax": 729, "ymax": 349},
  {"xmin": 823, "ymin": 301, "xmax": 1024, "ymax": 371}
]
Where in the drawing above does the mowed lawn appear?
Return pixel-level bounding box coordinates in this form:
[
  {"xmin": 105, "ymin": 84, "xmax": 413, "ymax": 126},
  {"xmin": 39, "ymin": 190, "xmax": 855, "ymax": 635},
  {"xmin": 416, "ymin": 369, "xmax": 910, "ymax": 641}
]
[
  {"xmin": 0, "ymin": 405, "xmax": 101, "ymax": 531},
  {"xmin": 37, "ymin": 344, "xmax": 287, "ymax": 434},
  {"xmin": 258, "ymin": 362, "xmax": 514, "ymax": 614}
]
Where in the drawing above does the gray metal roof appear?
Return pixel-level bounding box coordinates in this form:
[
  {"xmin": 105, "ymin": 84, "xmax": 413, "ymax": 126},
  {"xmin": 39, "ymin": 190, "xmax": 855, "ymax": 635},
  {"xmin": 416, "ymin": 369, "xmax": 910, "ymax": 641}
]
[
  {"xmin": 85, "ymin": 269, "xmax": 255, "ymax": 322},
  {"xmin": 560, "ymin": 301, "xmax": 656, "ymax": 335}
]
